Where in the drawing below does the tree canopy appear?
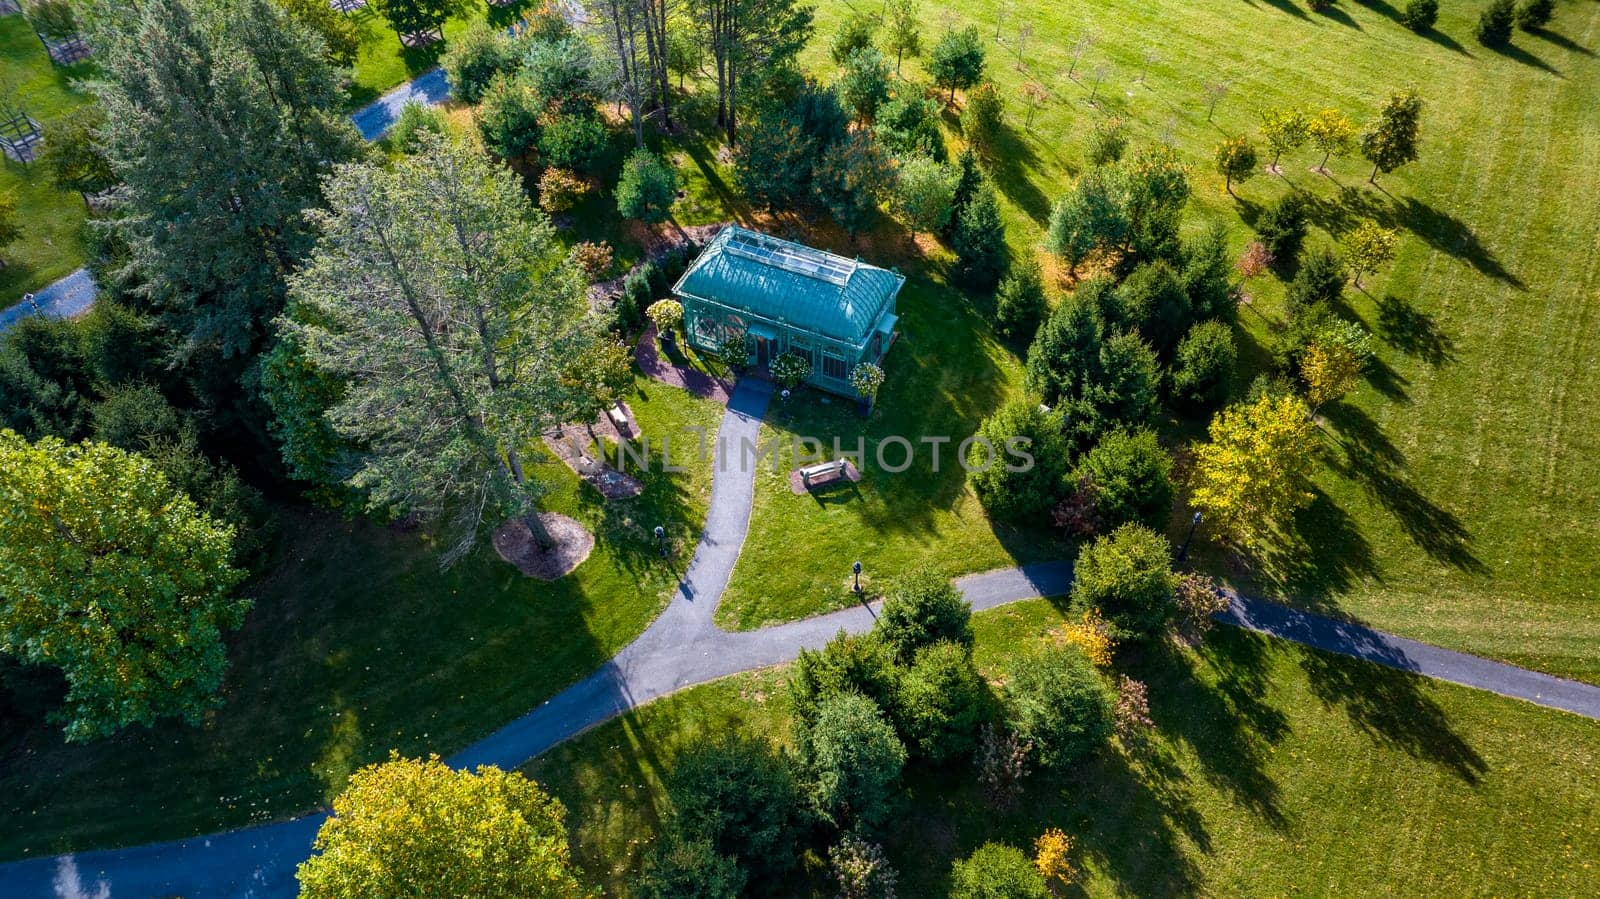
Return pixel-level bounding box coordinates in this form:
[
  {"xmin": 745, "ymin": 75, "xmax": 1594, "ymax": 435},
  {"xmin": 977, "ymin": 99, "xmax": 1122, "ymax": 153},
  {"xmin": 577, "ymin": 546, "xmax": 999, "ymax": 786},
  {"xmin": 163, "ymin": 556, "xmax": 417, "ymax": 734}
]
[{"xmin": 0, "ymin": 431, "xmax": 247, "ymax": 741}]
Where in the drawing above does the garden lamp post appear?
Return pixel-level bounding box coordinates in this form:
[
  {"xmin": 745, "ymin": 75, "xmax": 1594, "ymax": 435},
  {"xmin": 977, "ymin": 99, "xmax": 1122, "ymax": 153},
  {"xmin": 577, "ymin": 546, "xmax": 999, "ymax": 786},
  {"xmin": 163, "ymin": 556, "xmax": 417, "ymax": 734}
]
[
  {"xmin": 654, "ymin": 525, "xmax": 666, "ymax": 558},
  {"xmin": 852, "ymin": 560, "xmax": 863, "ymax": 594},
  {"xmin": 1177, "ymin": 511, "xmax": 1202, "ymax": 564}
]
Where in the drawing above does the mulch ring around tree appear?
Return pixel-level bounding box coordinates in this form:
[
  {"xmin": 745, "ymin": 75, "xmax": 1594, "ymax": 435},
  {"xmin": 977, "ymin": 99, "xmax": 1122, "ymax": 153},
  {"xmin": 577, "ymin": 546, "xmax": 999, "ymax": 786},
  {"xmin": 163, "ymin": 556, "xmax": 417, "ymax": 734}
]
[
  {"xmin": 542, "ymin": 405, "xmax": 645, "ymax": 500},
  {"xmin": 493, "ymin": 514, "xmax": 594, "ymax": 580},
  {"xmin": 788, "ymin": 460, "xmax": 862, "ymax": 494}
]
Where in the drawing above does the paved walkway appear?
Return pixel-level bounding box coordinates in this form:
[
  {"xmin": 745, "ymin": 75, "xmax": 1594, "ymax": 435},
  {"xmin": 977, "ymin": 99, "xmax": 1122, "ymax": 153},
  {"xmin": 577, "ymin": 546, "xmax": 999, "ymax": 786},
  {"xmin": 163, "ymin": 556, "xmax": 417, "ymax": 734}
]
[
  {"xmin": 0, "ymin": 69, "xmax": 457, "ymax": 332},
  {"xmin": 5, "ymin": 373, "xmax": 1600, "ymax": 895}
]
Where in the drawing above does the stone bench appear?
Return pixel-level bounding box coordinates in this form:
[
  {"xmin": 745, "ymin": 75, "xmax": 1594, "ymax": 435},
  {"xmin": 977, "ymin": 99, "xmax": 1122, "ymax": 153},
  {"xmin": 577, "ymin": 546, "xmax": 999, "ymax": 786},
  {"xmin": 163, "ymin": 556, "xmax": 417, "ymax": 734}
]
[{"xmin": 800, "ymin": 459, "xmax": 848, "ymax": 487}]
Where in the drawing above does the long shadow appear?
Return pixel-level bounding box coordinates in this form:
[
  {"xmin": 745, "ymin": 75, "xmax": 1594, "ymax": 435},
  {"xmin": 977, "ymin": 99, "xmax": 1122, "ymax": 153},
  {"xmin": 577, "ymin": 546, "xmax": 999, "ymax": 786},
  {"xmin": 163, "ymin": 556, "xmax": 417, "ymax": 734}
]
[
  {"xmin": 1376, "ymin": 293, "xmax": 1456, "ymax": 366},
  {"xmin": 1253, "ymin": 488, "xmax": 1381, "ymax": 608},
  {"xmin": 1315, "ymin": 3, "xmax": 1363, "ymax": 30},
  {"xmin": 1323, "ymin": 404, "xmax": 1487, "ymax": 574},
  {"xmin": 985, "ymin": 121, "xmax": 1052, "ymax": 224},
  {"xmin": 1420, "ymin": 25, "xmax": 1475, "ymax": 57},
  {"xmin": 1529, "ymin": 27, "xmax": 1596, "ymax": 58},
  {"xmin": 1296, "ymin": 644, "xmax": 1488, "ymax": 783},
  {"xmin": 1317, "ymin": 189, "xmax": 1524, "ymax": 289},
  {"xmin": 1489, "ymin": 41, "xmax": 1563, "ymax": 77},
  {"xmin": 1258, "ymin": 0, "xmax": 1312, "ymax": 21}
]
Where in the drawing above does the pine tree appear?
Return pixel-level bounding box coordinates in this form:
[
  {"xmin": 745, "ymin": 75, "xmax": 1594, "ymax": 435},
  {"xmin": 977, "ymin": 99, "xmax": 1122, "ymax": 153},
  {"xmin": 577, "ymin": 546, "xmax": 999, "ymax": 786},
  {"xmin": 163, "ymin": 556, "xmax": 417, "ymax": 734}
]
[{"xmin": 953, "ymin": 181, "xmax": 1008, "ymax": 289}]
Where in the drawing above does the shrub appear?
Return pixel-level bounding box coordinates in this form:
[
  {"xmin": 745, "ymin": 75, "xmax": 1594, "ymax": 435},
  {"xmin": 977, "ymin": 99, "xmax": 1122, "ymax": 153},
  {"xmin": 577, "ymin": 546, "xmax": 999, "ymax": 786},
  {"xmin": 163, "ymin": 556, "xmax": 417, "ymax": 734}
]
[
  {"xmin": 953, "ymin": 181, "xmax": 1008, "ymax": 289},
  {"xmin": 966, "ymin": 398, "xmax": 1071, "ymax": 524},
  {"xmin": 974, "ymin": 724, "xmax": 1032, "ymax": 808},
  {"xmin": 1034, "ymin": 829, "xmax": 1079, "ymax": 891},
  {"xmin": 1085, "ymin": 116, "xmax": 1128, "ymax": 166},
  {"xmin": 1476, "ymin": 0, "xmax": 1516, "ymax": 47},
  {"xmin": 538, "ymin": 111, "xmax": 608, "ymax": 174},
  {"xmin": 770, "ymin": 350, "xmax": 812, "ymax": 389},
  {"xmin": 994, "ymin": 258, "xmax": 1047, "ymax": 341},
  {"xmin": 441, "ymin": 21, "xmax": 518, "ymax": 104},
  {"xmin": 1170, "ymin": 319, "xmax": 1237, "ymax": 412},
  {"xmin": 616, "ymin": 149, "xmax": 679, "ymax": 223},
  {"xmin": 801, "ymin": 692, "xmax": 908, "ymax": 830},
  {"xmin": 830, "ymin": 10, "xmax": 880, "ymax": 65},
  {"xmin": 1400, "ymin": 0, "xmax": 1439, "ymax": 31},
  {"xmin": 1111, "ymin": 675, "xmax": 1153, "ymax": 741},
  {"xmin": 892, "ymin": 156, "xmax": 960, "ymax": 234},
  {"xmin": 874, "ymin": 93, "xmax": 946, "ymax": 160},
  {"xmin": 387, "ymin": 101, "xmax": 448, "ymax": 154},
  {"xmin": 961, "ymin": 81, "xmax": 1005, "ymax": 159},
  {"xmin": 1254, "ymin": 192, "xmax": 1308, "ymax": 266},
  {"xmin": 1072, "ymin": 428, "xmax": 1173, "ymax": 533},
  {"xmin": 1236, "ymin": 241, "xmax": 1273, "ymax": 281},
  {"xmin": 636, "ymin": 830, "xmax": 745, "ymax": 899},
  {"xmin": 719, "ymin": 333, "xmax": 749, "ymax": 368},
  {"xmin": 790, "ymin": 631, "xmax": 901, "ymax": 738},
  {"xmin": 949, "ymin": 842, "xmax": 1050, "ymax": 899},
  {"xmin": 538, "ymin": 167, "xmax": 589, "ymax": 214},
  {"xmin": 897, "ymin": 641, "xmax": 987, "ymax": 762},
  {"xmin": 877, "ymin": 568, "xmax": 973, "ymax": 661},
  {"xmin": 28, "ymin": 0, "xmax": 79, "ymax": 39},
  {"xmin": 830, "ymin": 833, "xmax": 899, "ymax": 899},
  {"xmin": 849, "ymin": 362, "xmax": 886, "ymax": 402},
  {"xmin": 646, "ymin": 298, "xmax": 683, "ymax": 336},
  {"xmin": 1050, "ymin": 609, "xmax": 1115, "ymax": 668},
  {"xmin": 569, "ymin": 241, "xmax": 613, "ymax": 283},
  {"xmin": 476, "ymin": 74, "xmax": 542, "ymax": 161},
  {"xmin": 1516, "ymin": 0, "xmax": 1554, "ymax": 30},
  {"xmin": 1070, "ymin": 524, "xmax": 1179, "ymax": 642},
  {"xmin": 1002, "ymin": 644, "xmax": 1113, "ymax": 769},
  {"xmin": 1174, "ymin": 572, "xmax": 1229, "ymax": 644},
  {"xmin": 665, "ymin": 735, "xmax": 804, "ymax": 882}
]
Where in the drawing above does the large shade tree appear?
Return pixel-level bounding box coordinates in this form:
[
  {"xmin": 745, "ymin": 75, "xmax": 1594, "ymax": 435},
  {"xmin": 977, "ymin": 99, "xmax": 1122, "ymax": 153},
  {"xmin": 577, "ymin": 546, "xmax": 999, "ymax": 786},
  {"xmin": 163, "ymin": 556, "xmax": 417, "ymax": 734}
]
[
  {"xmin": 0, "ymin": 431, "xmax": 247, "ymax": 742},
  {"xmin": 279, "ymin": 134, "xmax": 602, "ymax": 566},
  {"xmin": 297, "ymin": 753, "xmax": 587, "ymax": 897}
]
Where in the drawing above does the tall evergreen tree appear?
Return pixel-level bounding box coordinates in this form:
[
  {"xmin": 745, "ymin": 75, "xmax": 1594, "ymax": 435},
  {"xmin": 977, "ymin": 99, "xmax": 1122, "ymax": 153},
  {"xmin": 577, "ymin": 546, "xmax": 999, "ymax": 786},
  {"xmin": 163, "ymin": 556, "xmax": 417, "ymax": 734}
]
[
  {"xmin": 279, "ymin": 135, "xmax": 602, "ymax": 566},
  {"xmin": 84, "ymin": 0, "xmax": 360, "ymax": 426},
  {"xmin": 952, "ymin": 180, "xmax": 1007, "ymax": 289}
]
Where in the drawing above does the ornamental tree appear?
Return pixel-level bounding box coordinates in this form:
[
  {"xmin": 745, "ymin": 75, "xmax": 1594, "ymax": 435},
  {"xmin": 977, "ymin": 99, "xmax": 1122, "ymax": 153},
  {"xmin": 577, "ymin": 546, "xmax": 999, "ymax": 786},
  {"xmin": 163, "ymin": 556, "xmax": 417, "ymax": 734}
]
[
  {"xmin": 1359, "ymin": 89, "xmax": 1423, "ymax": 185},
  {"xmin": 1002, "ymin": 643, "xmax": 1113, "ymax": 768},
  {"xmin": 884, "ymin": 0, "xmax": 923, "ymax": 74},
  {"xmin": 1189, "ymin": 392, "xmax": 1319, "ymax": 550},
  {"xmin": 1259, "ymin": 107, "xmax": 1310, "ymax": 171},
  {"xmin": 280, "ymin": 133, "xmax": 601, "ymax": 566},
  {"xmin": 801, "ymin": 691, "xmax": 908, "ymax": 831},
  {"xmin": 1307, "ymin": 108, "xmax": 1356, "ymax": 173},
  {"xmin": 617, "ymin": 149, "xmax": 679, "ymax": 223},
  {"xmin": 1302, "ymin": 319, "xmax": 1374, "ymax": 409},
  {"xmin": 1086, "ymin": 116, "xmax": 1128, "ymax": 166},
  {"xmin": 0, "ymin": 432, "xmax": 247, "ymax": 742},
  {"xmin": 647, "ymin": 299, "xmax": 684, "ymax": 335},
  {"xmin": 830, "ymin": 833, "xmax": 900, "ymax": 899},
  {"xmin": 892, "ymin": 155, "xmax": 960, "ymax": 234},
  {"xmin": 929, "ymin": 26, "xmax": 986, "ymax": 103},
  {"xmin": 1215, "ymin": 135, "xmax": 1258, "ymax": 196},
  {"xmin": 296, "ymin": 754, "xmax": 586, "ymax": 897},
  {"xmin": 1340, "ymin": 219, "xmax": 1399, "ymax": 287},
  {"xmin": 1034, "ymin": 829, "xmax": 1079, "ymax": 890}
]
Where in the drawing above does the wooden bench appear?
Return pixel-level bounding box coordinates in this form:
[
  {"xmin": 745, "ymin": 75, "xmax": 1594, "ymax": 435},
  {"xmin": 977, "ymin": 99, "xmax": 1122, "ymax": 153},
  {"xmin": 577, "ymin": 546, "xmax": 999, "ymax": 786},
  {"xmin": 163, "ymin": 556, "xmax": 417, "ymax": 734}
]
[
  {"xmin": 800, "ymin": 459, "xmax": 848, "ymax": 487},
  {"xmin": 607, "ymin": 405, "xmax": 631, "ymax": 436}
]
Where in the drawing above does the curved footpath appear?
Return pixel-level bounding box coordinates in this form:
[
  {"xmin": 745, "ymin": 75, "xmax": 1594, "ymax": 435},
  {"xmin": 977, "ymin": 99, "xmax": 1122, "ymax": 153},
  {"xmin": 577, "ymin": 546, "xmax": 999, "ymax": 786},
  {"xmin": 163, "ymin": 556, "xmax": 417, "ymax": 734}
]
[{"xmin": 7, "ymin": 384, "xmax": 1600, "ymax": 897}]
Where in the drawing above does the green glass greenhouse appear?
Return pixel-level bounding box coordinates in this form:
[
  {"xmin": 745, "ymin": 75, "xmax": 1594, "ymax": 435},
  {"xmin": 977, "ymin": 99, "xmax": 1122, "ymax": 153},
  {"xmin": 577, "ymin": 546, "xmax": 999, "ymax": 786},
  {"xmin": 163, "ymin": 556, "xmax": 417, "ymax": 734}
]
[{"xmin": 671, "ymin": 226, "xmax": 904, "ymax": 397}]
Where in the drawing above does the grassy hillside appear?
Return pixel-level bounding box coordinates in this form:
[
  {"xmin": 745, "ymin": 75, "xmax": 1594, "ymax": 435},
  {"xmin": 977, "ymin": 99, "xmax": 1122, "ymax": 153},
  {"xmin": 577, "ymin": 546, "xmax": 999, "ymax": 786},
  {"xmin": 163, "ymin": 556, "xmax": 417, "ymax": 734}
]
[
  {"xmin": 532, "ymin": 599, "xmax": 1600, "ymax": 896},
  {"xmin": 756, "ymin": 0, "xmax": 1600, "ymax": 681}
]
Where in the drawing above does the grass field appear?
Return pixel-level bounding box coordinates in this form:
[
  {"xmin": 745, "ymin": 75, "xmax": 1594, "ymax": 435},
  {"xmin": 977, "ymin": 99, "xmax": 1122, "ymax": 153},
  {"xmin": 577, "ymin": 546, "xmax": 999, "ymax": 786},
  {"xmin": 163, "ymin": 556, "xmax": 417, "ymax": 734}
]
[
  {"xmin": 531, "ymin": 599, "xmax": 1600, "ymax": 896},
  {"xmin": 0, "ymin": 377, "xmax": 722, "ymax": 861},
  {"xmin": 0, "ymin": 16, "xmax": 93, "ymax": 300},
  {"xmin": 707, "ymin": 0, "xmax": 1600, "ymax": 682}
]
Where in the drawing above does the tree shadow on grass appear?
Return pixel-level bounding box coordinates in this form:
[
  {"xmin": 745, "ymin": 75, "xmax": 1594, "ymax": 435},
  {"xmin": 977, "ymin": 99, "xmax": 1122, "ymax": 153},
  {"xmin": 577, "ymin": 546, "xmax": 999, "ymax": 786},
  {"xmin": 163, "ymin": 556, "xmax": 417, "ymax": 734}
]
[
  {"xmin": 1323, "ymin": 404, "xmax": 1487, "ymax": 574},
  {"xmin": 1252, "ymin": 488, "xmax": 1381, "ymax": 608},
  {"xmin": 1314, "ymin": 188, "xmax": 1524, "ymax": 289},
  {"xmin": 1297, "ymin": 643, "xmax": 1489, "ymax": 783},
  {"xmin": 1419, "ymin": 25, "xmax": 1475, "ymax": 57},
  {"xmin": 984, "ymin": 121, "xmax": 1053, "ymax": 225},
  {"xmin": 1489, "ymin": 41, "xmax": 1563, "ymax": 77},
  {"xmin": 1376, "ymin": 293, "xmax": 1456, "ymax": 366},
  {"xmin": 1314, "ymin": 4, "xmax": 1363, "ymax": 30},
  {"xmin": 1258, "ymin": 0, "xmax": 1312, "ymax": 22},
  {"xmin": 1529, "ymin": 27, "xmax": 1596, "ymax": 58}
]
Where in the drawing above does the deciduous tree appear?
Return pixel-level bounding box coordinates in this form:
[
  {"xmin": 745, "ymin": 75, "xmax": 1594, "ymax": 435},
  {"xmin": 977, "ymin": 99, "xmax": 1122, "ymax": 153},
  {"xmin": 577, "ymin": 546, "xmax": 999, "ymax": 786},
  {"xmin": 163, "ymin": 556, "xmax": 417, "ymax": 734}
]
[
  {"xmin": 1070, "ymin": 523, "xmax": 1178, "ymax": 642},
  {"xmin": 1302, "ymin": 319, "xmax": 1373, "ymax": 409},
  {"xmin": 280, "ymin": 134, "xmax": 601, "ymax": 565},
  {"xmin": 884, "ymin": 0, "xmax": 922, "ymax": 74},
  {"xmin": 1307, "ymin": 107, "xmax": 1356, "ymax": 173},
  {"xmin": 297, "ymin": 754, "xmax": 586, "ymax": 896},
  {"xmin": 0, "ymin": 431, "xmax": 247, "ymax": 741},
  {"xmin": 961, "ymin": 80, "xmax": 1005, "ymax": 159},
  {"xmin": 1359, "ymin": 88, "xmax": 1423, "ymax": 185},
  {"xmin": 1340, "ymin": 219, "xmax": 1399, "ymax": 287},
  {"xmin": 1189, "ymin": 392, "xmax": 1319, "ymax": 550},
  {"xmin": 699, "ymin": 0, "xmax": 814, "ymax": 143},
  {"xmin": 1259, "ymin": 107, "xmax": 1309, "ymax": 172}
]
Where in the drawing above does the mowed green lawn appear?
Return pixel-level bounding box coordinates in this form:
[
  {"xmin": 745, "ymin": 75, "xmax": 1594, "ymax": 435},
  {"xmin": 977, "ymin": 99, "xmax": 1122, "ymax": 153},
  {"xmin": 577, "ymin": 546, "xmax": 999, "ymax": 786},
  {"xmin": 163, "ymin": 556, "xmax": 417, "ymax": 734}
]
[
  {"xmin": 0, "ymin": 16, "xmax": 93, "ymax": 299},
  {"xmin": 750, "ymin": 0, "xmax": 1600, "ymax": 681},
  {"xmin": 0, "ymin": 377, "xmax": 722, "ymax": 860},
  {"xmin": 531, "ymin": 599, "xmax": 1600, "ymax": 896}
]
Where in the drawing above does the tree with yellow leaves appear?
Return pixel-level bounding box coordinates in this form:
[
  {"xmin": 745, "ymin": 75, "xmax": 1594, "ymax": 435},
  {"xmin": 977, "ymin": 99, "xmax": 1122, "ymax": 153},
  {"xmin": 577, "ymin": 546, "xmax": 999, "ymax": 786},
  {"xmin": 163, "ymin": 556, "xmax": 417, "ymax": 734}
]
[
  {"xmin": 1302, "ymin": 319, "xmax": 1374, "ymax": 410},
  {"xmin": 1189, "ymin": 393, "xmax": 1319, "ymax": 550},
  {"xmin": 297, "ymin": 753, "xmax": 587, "ymax": 897},
  {"xmin": 1034, "ymin": 828, "xmax": 1079, "ymax": 891},
  {"xmin": 1307, "ymin": 108, "xmax": 1356, "ymax": 174}
]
